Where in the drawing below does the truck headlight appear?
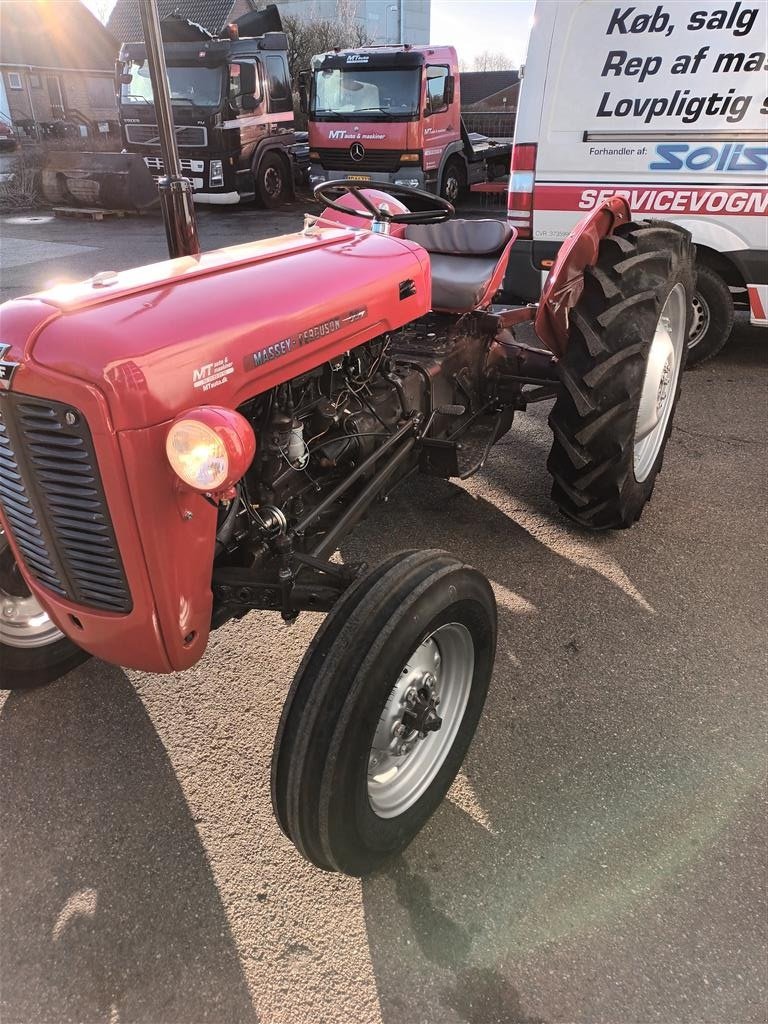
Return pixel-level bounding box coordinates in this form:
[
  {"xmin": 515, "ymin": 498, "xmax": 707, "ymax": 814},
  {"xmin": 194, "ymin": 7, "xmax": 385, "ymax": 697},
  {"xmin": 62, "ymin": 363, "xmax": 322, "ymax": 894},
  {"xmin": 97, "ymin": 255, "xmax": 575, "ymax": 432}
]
[
  {"xmin": 394, "ymin": 178, "xmax": 420, "ymax": 188},
  {"xmin": 209, "ymin": 159, "xmax": 224, "ymax": 188},
  {"xmin": 166, "ymin": 407, "xmax": 255, "ymax": 495}
]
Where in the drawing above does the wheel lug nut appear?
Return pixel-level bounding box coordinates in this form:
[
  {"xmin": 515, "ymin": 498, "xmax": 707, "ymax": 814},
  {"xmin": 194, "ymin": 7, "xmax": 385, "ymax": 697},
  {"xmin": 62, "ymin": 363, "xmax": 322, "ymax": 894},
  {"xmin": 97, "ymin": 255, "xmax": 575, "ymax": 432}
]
[{"xmin": 3, "ymin": 603, "xmax": 15, "ymax": 618}]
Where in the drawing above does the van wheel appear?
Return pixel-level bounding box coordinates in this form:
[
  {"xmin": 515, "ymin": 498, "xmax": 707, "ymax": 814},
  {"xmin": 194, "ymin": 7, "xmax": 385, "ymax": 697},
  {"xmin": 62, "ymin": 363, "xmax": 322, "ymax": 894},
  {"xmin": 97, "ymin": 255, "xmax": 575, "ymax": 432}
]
[
  {"xmin": 254, "ymin": 152, "xmax": 289, "ymax": 209},
  {"xmin": 272, "ymin": 549, "xmax": 496, "ymax": 876},
  {"xmin": 0, "ymin": 531, "xmax": 88, "ymax": 689},
  {"xmin": 547, "ymin": 220, "xmax": 694, "ymax": 529},
  {"xmin": 687, "ymin": 264, "xmax": 734, "ymax": 366},
  {"xmin": 440, "ymin": 158, "xmax": 466, "ymax": 203}
]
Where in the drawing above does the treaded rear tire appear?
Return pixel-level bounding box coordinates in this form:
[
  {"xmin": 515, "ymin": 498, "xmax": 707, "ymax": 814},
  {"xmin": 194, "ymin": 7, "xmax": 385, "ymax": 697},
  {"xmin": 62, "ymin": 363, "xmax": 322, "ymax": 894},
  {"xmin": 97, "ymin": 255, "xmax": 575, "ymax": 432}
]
[
  {"xmin": 272, "ymin": 549, "xmax": 496, "ymax": 875},
  {"xmin": 547, "ymin": 219, "xmax": 694, "ymax": 529}
]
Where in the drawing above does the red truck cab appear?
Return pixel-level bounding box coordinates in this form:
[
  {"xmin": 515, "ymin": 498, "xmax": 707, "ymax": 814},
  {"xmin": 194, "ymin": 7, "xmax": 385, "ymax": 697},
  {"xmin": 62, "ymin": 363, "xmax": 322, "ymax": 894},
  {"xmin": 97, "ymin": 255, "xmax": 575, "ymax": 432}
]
[{"xmin": 305, "ymin": 45, "xmax": 510, "ymax": 201}]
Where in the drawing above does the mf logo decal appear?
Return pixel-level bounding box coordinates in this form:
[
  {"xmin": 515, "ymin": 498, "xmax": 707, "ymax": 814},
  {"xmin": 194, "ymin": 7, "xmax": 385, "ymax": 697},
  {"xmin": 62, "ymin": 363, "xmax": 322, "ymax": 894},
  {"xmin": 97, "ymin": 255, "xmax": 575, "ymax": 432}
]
[
  {"xmin": 192, "ymin": 356, "xmax": 234, "ymax": 392},
  {"xmin": 0, "ymin": 345, "xmax": 20, "ymax": 390}
]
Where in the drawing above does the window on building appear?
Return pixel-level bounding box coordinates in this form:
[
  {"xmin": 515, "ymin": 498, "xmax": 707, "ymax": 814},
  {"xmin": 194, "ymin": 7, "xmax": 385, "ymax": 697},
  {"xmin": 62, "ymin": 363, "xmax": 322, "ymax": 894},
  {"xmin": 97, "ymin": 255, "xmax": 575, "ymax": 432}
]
[
  {"xmin": 425, "ymin": 66, "xmax": 449, "ymax": 115},
  {"xmin": 87, "ymin": 76, "xmax": 115, "ymax": 108},
  {"xmin": 264, "ymin": 55, "xmax": 292, "ymax": 113},
  {"xmin": 29, "ymin": 74, "xmax": 41, "ymax": 89},
  {"xmin": 8, "ymin": 72, "xmax": 23, "ymax": 90}
]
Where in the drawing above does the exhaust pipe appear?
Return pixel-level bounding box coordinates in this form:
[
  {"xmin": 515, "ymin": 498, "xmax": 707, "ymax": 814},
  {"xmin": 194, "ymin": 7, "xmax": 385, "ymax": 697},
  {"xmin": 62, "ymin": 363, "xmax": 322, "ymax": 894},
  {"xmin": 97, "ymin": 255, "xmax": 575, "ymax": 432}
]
[{"xmin": 138, "ymin": 0, "xmax": 200, "ymax": 259}]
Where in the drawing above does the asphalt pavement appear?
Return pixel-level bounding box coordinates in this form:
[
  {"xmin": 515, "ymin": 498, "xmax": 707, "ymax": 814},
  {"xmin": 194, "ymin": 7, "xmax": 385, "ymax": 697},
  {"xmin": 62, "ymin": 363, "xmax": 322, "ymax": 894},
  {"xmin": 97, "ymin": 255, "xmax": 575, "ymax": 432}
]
[{"xmin": 0, "ymin": 204, "xmax": 766, "ymax": 1024}]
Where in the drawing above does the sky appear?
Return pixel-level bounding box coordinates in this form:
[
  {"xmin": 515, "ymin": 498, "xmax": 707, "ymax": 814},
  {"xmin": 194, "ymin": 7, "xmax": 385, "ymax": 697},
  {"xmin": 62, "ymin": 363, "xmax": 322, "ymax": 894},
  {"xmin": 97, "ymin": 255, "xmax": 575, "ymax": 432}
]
[
  {"xmin": 430, "ymin": 0, "xmax": 535, "ymax": 67},
  {"xmin": 84, "ymin": 0, "xmax": 537, "ymax": 67}
]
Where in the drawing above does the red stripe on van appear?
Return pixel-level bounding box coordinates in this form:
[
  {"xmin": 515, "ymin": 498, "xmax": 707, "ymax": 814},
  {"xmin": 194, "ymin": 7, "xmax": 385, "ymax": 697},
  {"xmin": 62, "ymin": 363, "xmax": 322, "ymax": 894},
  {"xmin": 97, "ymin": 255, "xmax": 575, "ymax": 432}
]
[{"xmin": 534, "ymin": 185, "xmax": 768, "ymax": 217}]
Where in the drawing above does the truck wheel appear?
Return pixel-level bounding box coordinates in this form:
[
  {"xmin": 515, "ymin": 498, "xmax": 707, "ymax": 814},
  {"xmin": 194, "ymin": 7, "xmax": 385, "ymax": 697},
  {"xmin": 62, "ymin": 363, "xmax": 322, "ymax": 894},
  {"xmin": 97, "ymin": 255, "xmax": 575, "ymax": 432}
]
[
  {"xmin": 0, "ymin": 530, "xmax": 88, "ymax": 689},
  {"xmin": 272, "ymin": 549, "xmax": 496, "ymax": 875},
  {"xmin": 254, "ymin": 151, "xmax": 289, "ymax": 209},
  {"xmin": 687, "ymin": 264, "xmax": 734, "ymax": 366},
  {"xmin": 440, "ymin": 158, "xmax": 466, "ymax": 203},
  {"xmin": 547, "ymin": 220, "xmax": 694, "ymax": 529}
]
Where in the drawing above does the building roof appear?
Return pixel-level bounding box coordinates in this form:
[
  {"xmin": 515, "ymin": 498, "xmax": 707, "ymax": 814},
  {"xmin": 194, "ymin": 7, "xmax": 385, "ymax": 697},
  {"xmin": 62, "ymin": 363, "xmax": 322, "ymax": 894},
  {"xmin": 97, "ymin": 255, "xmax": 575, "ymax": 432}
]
[
  {"xmin": 460, "ymin": 70, "xmax": 519, "ymax": 108},
  {"xmin": 0, "ymin": 0, "xmax": 118, "ymax": 70},
  {"xmin": 107, "ymin": 0, "xmax": 247, "ymax": 44}
]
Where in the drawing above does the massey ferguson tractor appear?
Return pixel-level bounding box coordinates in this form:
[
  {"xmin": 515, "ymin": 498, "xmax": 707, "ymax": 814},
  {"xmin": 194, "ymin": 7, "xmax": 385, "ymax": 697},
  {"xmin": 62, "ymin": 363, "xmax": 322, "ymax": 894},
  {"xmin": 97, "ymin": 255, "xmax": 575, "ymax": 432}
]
[{"xmin": 0, "ymin": 180, "xmax": 693, "ymax": 873}]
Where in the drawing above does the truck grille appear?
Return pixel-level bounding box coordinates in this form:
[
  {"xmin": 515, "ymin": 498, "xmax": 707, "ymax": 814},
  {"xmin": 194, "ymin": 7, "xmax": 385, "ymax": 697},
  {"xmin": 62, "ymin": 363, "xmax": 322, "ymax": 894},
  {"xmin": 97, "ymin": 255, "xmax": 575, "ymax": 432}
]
[
  {"xmin": 143, "ymin": 156, "xmax": 204, "ymax": 190},
  {"xmin": 0, "ymin": 393, "xmax": 131, "ymax": 613},
  {"xmin": 315, "ymin": 147, "xmax": 403, "ymax": 173},
  {"xmin": 125, "ymin": 123, "xmax": 207, "ymax": 147}
]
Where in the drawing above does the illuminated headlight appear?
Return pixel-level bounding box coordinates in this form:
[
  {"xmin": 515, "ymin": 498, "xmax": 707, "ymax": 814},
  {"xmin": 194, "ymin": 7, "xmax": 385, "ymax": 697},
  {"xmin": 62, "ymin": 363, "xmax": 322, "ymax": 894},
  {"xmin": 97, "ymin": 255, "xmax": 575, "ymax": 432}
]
[
  {"xmin": 394, "ymin": 178, "xmax": 420, "ymax": 188},
  {"xmin": 399, "ymin": 153, "xmax": 420, "ymax": 163},
  {"xmin": 166, "ymin": 406, "xmax": 255, "ymax": 495},
  {"xmin": 209, "ymin": 159, "xmax": 224, "ymax": 188}
]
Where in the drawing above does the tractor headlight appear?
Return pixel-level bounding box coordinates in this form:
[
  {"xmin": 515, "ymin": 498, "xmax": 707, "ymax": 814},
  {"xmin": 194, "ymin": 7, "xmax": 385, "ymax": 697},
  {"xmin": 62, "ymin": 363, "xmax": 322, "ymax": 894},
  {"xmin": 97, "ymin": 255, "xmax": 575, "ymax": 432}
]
[
  {"xmin": 209, "ymin": 159, "xmax": 224, "ymax": 188},
  {"xmin": 166, "ymin": 406, "xmax": 255, "ymax": 494}
]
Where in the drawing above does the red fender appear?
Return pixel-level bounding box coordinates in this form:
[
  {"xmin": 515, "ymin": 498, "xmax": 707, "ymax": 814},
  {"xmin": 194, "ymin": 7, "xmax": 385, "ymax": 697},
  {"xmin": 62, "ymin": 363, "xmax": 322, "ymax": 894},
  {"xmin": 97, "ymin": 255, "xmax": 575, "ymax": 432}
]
[{"xmin": 534, "ymin": 196, "xmax": 631, "ymax": 357}]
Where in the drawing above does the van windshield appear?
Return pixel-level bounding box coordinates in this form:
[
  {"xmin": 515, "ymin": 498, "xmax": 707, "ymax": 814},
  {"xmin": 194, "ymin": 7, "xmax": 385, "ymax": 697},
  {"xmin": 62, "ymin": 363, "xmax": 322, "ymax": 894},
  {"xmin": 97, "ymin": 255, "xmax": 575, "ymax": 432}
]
[
  {"xmin": 121, "ymin": 61, "xmax": 223, "ymax": 108},
  {"xmin": 311, "ymin": 67, "xmax": 420, "ymax": 120}
]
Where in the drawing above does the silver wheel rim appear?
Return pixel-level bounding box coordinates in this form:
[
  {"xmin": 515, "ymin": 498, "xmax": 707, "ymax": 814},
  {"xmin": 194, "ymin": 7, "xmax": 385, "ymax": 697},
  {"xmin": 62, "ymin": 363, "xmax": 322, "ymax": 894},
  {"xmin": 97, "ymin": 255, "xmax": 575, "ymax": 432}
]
[
  {"xmin": 444, "ymin": 174, "xmax": 459, "ymax": 202},
  {"xmin": 688, "ymin": 291, "xmax": 710, "ymax": 349},
  {"xmin": 264, "ymin": 166, "xmax": 282, "ymax": 198},
  {"xmin": 367, "ymin": 622, "xmax": 474, "ymax": 819},
  {"xmin": 0, "ymin": 531, "xmax": 63, "ymax": 648},
  {"xmin": 633, "ymin": 283, "xmax": 686, "ymax": 483}
]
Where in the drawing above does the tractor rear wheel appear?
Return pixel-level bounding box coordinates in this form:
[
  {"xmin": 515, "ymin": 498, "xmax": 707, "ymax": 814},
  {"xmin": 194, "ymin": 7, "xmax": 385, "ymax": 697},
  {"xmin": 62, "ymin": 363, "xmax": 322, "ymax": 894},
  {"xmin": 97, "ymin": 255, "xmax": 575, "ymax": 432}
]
[
  {"xmin": 547, "ymin": 220, "xmax": 695, "ymax": 529},
  {"xmin": 272, "ymin": 549, "xmax": 496, "ymax": 875}
]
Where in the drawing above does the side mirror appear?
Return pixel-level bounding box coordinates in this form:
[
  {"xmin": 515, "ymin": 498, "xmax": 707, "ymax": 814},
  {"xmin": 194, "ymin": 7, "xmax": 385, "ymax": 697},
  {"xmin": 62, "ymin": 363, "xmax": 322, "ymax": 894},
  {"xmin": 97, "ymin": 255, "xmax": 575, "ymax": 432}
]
[
  {"xmin": 242, "ymin": 94, "xmax": 260, "ymax": 112},
  {"xmin": 445, "ymin": 76, "xmax": 455, "ymax": 104},
  {"xmin": 298, "ymin": 70, "xmax": 309, "ymax": 114},
  {"xmin": 120, "ymin": 73, "xmax": 133, "ymax": 85}
]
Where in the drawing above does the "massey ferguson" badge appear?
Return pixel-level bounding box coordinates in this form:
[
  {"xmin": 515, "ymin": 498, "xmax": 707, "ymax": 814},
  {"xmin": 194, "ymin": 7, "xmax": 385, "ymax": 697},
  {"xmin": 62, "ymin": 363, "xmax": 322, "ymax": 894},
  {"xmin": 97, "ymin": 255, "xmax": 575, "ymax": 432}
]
[{"xmin": 250, "ymin": 309, "xmax": 368, "ymax": 369}]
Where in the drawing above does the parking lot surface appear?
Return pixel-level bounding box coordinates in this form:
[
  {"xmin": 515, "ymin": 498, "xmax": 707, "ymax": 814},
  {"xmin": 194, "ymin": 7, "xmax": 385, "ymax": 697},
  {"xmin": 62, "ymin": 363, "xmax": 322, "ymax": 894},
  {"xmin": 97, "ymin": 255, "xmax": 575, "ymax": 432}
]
[{"xmin": 0, "ymin": 206, "xmax": 766, "ymax": 1024}]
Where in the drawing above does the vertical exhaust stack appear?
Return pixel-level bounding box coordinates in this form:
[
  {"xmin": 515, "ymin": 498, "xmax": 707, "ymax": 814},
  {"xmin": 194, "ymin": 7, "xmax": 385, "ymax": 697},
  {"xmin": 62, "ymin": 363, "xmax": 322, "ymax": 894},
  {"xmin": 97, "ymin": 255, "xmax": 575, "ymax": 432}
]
[{"xmin": 138, "ymin": 0, "xmax": 201, "ymax": 258}]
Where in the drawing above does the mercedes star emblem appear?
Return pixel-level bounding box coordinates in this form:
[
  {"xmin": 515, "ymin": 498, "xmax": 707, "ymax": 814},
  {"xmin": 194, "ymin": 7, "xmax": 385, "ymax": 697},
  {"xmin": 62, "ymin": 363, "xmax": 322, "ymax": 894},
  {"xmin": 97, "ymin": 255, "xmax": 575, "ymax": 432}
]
[{"xmin": 349, "ymin": 142, "xmax": 366, "ymax": 162}]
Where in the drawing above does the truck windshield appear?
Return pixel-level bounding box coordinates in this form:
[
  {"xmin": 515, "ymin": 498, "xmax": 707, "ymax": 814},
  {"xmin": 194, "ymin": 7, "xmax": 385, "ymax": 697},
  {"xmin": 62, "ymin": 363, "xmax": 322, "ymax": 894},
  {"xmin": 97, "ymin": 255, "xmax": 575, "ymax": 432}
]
[
  {"xmin": 121, "ymin": 61, "xmax": 223, "ymax": 108},
  {"xmin": 311, "ymin": 67, "xmax": 420, "ymax": 120}
]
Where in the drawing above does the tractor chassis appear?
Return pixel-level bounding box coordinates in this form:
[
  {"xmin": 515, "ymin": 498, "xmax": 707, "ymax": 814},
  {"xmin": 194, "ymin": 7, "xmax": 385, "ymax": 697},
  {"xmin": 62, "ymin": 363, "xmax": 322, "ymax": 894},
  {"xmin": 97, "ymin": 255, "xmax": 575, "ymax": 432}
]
[{"xmin": 211, "ymin": 307, "xmax": 563, "ymax": 626}]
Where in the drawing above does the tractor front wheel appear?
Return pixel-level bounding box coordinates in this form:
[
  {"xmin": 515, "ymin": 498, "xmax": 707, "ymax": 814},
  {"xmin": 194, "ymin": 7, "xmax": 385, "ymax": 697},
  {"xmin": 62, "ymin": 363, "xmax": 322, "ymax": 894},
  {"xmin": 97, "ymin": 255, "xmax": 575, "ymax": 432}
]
[
  {"xmin": 271, "ymin": 549, "xmax": 496, "ymax": 875},
  {"xmin": 0, "ymin": 530, "xmax": 89, "ymax": 689},
  {"xmin": 547, "ymin": 220, "xmax": 695, "ymax": 529}
]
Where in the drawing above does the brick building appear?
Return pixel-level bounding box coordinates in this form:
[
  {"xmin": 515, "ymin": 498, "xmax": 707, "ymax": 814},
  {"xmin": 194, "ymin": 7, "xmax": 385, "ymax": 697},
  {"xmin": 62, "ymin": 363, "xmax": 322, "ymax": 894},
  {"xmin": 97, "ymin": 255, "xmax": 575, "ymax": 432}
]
[{"xmin": 0, "ymin": 0, "xmax": 120, "ymax": 140}]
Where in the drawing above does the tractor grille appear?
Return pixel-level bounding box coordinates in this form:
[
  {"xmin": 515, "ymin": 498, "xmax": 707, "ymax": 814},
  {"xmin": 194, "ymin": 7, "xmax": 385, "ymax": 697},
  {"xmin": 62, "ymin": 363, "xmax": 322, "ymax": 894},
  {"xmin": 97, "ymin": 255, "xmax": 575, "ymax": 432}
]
[
  {"xmin": 125, "ymin": 123, "xmax": 207, "ymax": 147},
  {"xmin": 0, "ymin": 393, "xmax": 131, "ymax": 613},
  {"xmin": 315, "ymin": 147, "xmax": 403, "ymax": 173}
]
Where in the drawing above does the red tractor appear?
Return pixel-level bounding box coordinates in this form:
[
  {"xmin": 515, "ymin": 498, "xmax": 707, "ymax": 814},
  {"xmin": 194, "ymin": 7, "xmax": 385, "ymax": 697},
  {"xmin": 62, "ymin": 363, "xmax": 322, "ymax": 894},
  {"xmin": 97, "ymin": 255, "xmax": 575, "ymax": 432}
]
[{"xmin": 0, "ymin": 181, "xmax": 693, "ymax": 875}]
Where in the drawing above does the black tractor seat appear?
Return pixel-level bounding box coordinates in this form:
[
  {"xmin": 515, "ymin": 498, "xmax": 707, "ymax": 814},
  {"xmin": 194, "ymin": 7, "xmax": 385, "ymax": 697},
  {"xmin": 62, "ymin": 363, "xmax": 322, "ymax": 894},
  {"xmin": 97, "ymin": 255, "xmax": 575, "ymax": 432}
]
[{"xmin": 405, "ymin": 219, "xmax": 515, "ymax": 313}]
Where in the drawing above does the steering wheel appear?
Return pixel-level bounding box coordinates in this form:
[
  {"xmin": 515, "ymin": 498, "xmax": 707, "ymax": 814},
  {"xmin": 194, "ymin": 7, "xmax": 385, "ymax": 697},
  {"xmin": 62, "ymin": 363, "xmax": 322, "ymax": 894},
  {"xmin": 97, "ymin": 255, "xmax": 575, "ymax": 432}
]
[{"xmin": 314, "ymin": 180, "xmax": 454, "ymax": 225}]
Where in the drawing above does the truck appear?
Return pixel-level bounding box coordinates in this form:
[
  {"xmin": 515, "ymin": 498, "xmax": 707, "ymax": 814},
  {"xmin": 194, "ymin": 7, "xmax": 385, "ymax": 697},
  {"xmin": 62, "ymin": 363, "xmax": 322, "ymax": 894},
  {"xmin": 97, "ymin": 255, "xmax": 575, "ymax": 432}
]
[
  {"xmin": 302, "ymin": 45, "xmax": 513, "ymax": 201},
  {"xmin": 117, "ymin": 7, "xmax": 299, "ymax": 207},
  {"xmin": 504, "ymin": 0, "xmax": 768, "ymax": 363}
]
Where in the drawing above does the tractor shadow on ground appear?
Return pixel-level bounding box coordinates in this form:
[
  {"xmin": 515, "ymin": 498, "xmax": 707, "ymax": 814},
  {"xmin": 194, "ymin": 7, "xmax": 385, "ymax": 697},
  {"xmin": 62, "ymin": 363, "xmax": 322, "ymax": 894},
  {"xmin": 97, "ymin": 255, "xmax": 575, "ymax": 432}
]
[
  {"xmin": 0, "ymin": 661, "xmax": 257, "ymax": 1024},
  {"xmin": 341, "ymin": 435, "xmax": 764, "ymax": 1023}
]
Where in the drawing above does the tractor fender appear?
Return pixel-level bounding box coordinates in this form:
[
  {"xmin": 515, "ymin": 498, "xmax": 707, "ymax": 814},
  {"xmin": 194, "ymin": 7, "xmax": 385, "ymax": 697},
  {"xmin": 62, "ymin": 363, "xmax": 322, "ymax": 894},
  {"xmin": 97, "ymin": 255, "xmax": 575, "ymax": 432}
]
[{"xmin": 534, "ymin": 196, "xmax": 631, "ymax": 358}]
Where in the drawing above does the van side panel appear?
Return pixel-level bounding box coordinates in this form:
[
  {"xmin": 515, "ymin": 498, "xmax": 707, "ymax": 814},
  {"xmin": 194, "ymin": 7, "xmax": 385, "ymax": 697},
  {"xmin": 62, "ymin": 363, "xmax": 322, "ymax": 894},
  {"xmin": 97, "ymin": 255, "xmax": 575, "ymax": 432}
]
[{"xmin": 505, "ymin": 0, "xmax": 768, "ymax": 319}]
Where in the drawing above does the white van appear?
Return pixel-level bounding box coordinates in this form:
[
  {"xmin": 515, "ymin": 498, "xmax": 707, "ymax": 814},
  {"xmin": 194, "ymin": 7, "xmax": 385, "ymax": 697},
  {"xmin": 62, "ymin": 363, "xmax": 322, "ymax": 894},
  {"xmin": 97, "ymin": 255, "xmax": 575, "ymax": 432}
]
[{"xmin": 504, "ymin": 0, "xmax": 768, "ymax": 363}]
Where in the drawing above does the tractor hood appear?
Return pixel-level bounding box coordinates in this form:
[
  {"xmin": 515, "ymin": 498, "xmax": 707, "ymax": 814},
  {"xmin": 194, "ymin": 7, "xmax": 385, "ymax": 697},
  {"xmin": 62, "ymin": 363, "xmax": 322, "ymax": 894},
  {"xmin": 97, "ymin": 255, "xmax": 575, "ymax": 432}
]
[{"xmin": 0, "ymin": 225, "xmax": 431, "ymax": 432}]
